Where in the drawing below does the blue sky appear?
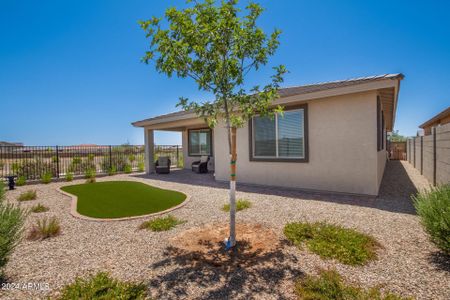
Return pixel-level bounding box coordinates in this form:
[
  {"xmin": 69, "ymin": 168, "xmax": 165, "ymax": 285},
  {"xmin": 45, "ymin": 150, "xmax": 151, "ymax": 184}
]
[{"xmin": 1, "ymin": 0, "xmax": 449, "ymax": 145}]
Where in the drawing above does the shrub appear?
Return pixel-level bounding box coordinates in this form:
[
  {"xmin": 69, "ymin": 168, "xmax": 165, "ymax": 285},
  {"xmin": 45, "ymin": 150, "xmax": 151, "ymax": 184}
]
[
  {"xmin": 87, "ymin": 153, "xmax": 95, "ymax": 161},
  {"xmin": 85, "ymin": 169, "xmax": 96, "ymax": 183},
  {"xmin": 30, "ymin": 203, "xmax": 49, "ymax": 213},
  {"xmin": 139, "ymin": 215, "xmax": 185, "ymax": 232},
  {"xmin": 12, "ymin": 159, "xmax": 57, "ymax": 180},
  {"xmin": 137, "ymin": 161, "xmax": 145, "ymax": 172},
  {"xmin": 284, "ymin": 222, "xmax": 380, "ymax": 265},
  {"xmin": 0, "ymin": 182, "xmax": 27, "ymax": 272},
  {"xmin": 101, "ymin": 156, "xmax": 127, "ymax": 173},
  {"xmin": 124, "ymin": 164, "xmax": 132, "ymax": 174},
  {"xmin": 27, "ymin": 216, "xmax": 61, "ymax": 240},
  {"xmin": 128, "ymin": 154, "xmax": 136, "ymax": 163},
  {"xmin": 41, "ymin": 172, "xmax": 52, "ymax": 184},
  {"xmin": 222, "ymin": 199, "xmax": 252, "ymax": 212},
  {"xmin": 51, "ymin": 156, "xmax": 58, "ymax": 163},
  {"xmin": 108, "ymin": 166, "xmax": 117, "ymax": 176},
  {"xmin": 413, "ymin": 185, "xmax": 450, "ymax": 254},
  {"xmin": 16, "ymin": 176, "xmax": 26, "ymax": 186},
  {"xmin": 295, "ymin": 269, "xmax": 411, "ymax": 300},
  {"xmin": 17, "ymin": 190, "xmax": 37, "ymax": 201},
  {"xmin": 57, "ymin": 272, "xmax": 147, "ymax": 300},
  {"xmin": 65, "ymin": 172, "xmax": 74, "ymax": 182}
]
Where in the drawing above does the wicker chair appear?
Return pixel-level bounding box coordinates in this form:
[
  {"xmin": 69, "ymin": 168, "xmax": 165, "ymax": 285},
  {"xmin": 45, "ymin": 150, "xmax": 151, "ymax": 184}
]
[
  {"xmin": 192, "ymin": 155, "xmax": 210, "ymax": 173},
  {"xmin": 155, "ymin": 156, "xmax": 171, "ymax": 174}
]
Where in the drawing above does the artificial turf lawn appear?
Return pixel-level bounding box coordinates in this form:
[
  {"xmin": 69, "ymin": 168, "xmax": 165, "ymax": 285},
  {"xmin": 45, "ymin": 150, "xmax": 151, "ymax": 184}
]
[{"xmin": 61, "ymin": 181, "xmax": 186, "ymax": 219}]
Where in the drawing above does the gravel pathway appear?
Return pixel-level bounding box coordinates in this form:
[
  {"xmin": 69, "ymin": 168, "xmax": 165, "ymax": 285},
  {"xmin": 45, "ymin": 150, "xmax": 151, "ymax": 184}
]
[{"xmin": 2, "ymin": 161, "xmax": 448, "ymax": 299}]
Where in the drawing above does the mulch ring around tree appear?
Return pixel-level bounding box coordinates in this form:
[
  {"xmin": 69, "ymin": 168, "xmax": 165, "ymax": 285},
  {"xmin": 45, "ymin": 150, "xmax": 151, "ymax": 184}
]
[{"xmin": 169, "ymin": 223, "xmax": 281, "ymax": 268}]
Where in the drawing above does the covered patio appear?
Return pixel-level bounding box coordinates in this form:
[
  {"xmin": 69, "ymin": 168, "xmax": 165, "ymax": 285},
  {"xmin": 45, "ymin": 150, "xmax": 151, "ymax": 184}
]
[{"xmin": 132, "ymin": 111, "xmax": 215, "ymax": 174}]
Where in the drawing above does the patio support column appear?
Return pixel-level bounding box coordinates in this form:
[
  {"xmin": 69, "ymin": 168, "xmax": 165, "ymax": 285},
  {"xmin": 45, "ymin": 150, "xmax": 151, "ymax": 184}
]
[{"xmin": 144, "ymin": 128, "xmax": 155, "ymax": 174}]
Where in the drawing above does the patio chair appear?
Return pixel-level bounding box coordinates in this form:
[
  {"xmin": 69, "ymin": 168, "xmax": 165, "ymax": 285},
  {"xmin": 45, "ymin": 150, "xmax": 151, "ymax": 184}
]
[
  {"xmin": 192, "ymin": 155, "xmax": 210, "ymax": 173},
  {"xmin": 155, "ymin": 156, "xmax": 171, "ymax": 174}
]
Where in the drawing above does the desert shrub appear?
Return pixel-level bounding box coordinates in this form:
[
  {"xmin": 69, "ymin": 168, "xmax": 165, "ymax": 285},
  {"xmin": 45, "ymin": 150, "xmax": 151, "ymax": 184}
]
[
  {"xmin": 222, "ymin": 199, "xmax": 252, "ymax": 212},
  {"xmin": 124, "ymin": 164, "xmax": 132, "ymax": 174},
  {"xmin": 51, "ymin": 156, "xmax": 58, "ymax": 163},
  {"xmin": 17, "ymin": 190, "xmax": 37, "ymax": 201},
  {"xmin": 295, "ymin": 269, "xmax": 410, "ymax": 300},
  {"xmin": 413, "ymin": 185, "xmax": 450, "ymax": 254},
  {"xmin": 30, "ymin": 203, "xmax": 49, "ymax": 213},
  {"xmin": 0, "ymin": 161, "xmax": 4, "ymax": 170},
  {"xmin": 57, "ymin": 272, "xmax": 147, "ymax": 300},
  {"xmin": 129, "ymin": 154, "xmax": 136, "ymax": 163},
  {"xmin": 284, "ymin": 222, "xmax": 380, "ymax": 265},
  {"xmin": 16, "ymin": 176, "xmax": 26, "ymax": 186},
  {"xmin": 41, "ymin": 172, "xmax": 52, "ymax": 184},
  {"xmin": 137, "ymin": 160, "xmax": 145, "ymax": 172},
  {"xmin": 65, "ymin": 172, "xmax": 74, "ymax": 182},
  {"xmin": 0, "ymin": 182, "xmax": 27, "ymax": 272},
  {"xmin": 11, "ymin": 159, "xmax": 57, "ymax": 180},
  {"xmin": 69, "ymin": 157, "xmax": 95, "ymax": 174},
  {"xmin": 87, "ymin": 153, "xmax": 95, "ymax": 161},
  {"xmin": 101, "ymin": 156, "xmax": 127, "ymax": 173},
  {"xmin": 85, "ymin": 169, "xmax": 96, "ymax": 183},
  {"xmin": 108, "ymin": 166, "xmax": 117, "ymax": 176},
  {"xmin": 139, "ymin": 215, "xmax": 185, "ymax": 232},
  {"xmin": 72, "ymin": 156, "xmax": 82, "ymax": 165},
  {"xmin": 27, "ymin": 216, "xmax": 60, "ymax": 240}
]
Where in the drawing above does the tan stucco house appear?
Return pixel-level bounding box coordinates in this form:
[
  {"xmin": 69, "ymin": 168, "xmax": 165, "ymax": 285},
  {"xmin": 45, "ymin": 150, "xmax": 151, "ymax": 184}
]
[
  {"xmin": 419, "ymin": 106, "xmax": 450, "ymax": 135},
  {"xmin": 132, "ymin": 74, "xmax": 403, "ymax": 196}
]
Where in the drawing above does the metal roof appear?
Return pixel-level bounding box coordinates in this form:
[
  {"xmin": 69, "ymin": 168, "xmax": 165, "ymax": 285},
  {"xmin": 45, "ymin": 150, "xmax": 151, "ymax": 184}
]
[{"xmin": 132, "ymin": 73, "xmax": 404, "ymax": 126}]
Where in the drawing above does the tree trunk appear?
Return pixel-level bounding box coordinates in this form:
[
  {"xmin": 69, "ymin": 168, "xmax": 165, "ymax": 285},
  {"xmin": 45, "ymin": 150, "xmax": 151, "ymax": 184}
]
[{"xmin": 229, "ymin": 126, "xmax": 237, "ymax": 247}]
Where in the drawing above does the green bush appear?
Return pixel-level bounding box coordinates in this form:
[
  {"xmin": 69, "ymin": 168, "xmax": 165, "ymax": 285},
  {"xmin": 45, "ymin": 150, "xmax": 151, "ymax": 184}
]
[
  {"xmin": 57, "ymin": 272, "xmax": 147, "ymax": 300},
  {"xmin": 124, "ymin": 164, "xmax": 132, "ymax": 174},
  {"xmin": 41, "ymin": 172, "xmax": 52, "ymax": 184},
  {"xmin": 413, "ymin": 185, "xmax": 450, "ymax": 254},
  {"xmin": 295, "ymin": 269, "xmax": 411, "ymax": 300},
  {"xmin": 222, "ymin": 199, "xmax": 252, "ymax": 212},
  {"xmin": 16, "ymin": 176, "xmax": 26, "ymax": 186},
  {"xmin": 87, "ymin": 153, "xmax": 95, "ymax": 161},
  {"xmin": 108, "ymin": 166, "xmax": 117, "ymax": 176},
  {"xmin": 30, "ymin": 203, "xmax": 49, "ymax": 213},
  {"xmin": 17, "ymin": 190, "xmax": 37, "ymax": 201},
  {"xmin": 11, "ymin": 159, "xmax": 57, "ymax": 180},
  {"xmin": 139, "ymin": 215, "xmax": 185, "ymax": 232},
  {"xmin": 0, "ymin": 182, "xmax": 27, "ymax": 272},
  {"xmin": 129, "ymin": 154, "xmax": 136, "ymax": 163},
  {"xmin": 101, "ymin": 156, "xmax": 127, "ymax": 173},
  {"xmin": 85, "ymin": 169, "xmax": 96, "ymax": 183},
  {"xmin": 284, "ymin": 222, "xmax": 380, "ymax": 265},
  {"xmin": 27, "ymin": 216, "xmax": 60, "ymax": 240},
  {"xmin": 65, "ymin": 172, "xmax": 74, "ymax": 182},
  {"xmin": 69, "ymin": 157, "xmax": 95, "ymax": 174},
  {"xmin": 137, "ymin": 161, "xmax": 145, "ymax": 172}
]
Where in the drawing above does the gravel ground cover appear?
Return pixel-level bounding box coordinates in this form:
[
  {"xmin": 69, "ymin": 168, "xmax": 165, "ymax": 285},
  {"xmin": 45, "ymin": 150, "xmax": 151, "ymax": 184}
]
[{"xmin": 2, "ymin": 161, "xmax": 449, "ymax": 299}]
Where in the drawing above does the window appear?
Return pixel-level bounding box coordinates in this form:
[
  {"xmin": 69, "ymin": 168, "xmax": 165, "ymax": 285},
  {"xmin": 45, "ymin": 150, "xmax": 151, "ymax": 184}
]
[
  {"xmin": 250, "ymin": 105, "xmax": 308, "ymax": 162},
  {"xmin": 188, "ymin": 129, "xmax": 212, "ymax": 156},
  {"xmin": 377, "ymin": 96, "xmax": 384, "ymax": 151}
]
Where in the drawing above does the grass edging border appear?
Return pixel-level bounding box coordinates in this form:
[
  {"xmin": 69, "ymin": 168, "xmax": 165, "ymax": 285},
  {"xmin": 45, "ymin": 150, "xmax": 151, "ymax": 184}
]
[{"xmin": 56, "ymin": 180, "xmax": 191, "ymax": 222}]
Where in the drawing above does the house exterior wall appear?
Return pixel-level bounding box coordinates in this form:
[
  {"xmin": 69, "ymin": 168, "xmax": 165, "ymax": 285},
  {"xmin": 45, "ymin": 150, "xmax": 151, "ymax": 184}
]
[{"xmin": 213, "ymin": 91, "xmax": 381, "ymax": 195}]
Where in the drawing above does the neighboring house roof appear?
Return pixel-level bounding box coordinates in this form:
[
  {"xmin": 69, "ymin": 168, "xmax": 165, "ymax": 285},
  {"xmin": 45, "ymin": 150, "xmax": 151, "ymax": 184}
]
[
  {"xmin": 0, "ymin": 141, "xmax": 23, "ymax": 146},
  {"xmin": 419, "ymin": 106, "xmax": 450, "ymax": 128},
  {"xmin": 132, "ymin": 73, "xmax": 403, "ymax": 128}
]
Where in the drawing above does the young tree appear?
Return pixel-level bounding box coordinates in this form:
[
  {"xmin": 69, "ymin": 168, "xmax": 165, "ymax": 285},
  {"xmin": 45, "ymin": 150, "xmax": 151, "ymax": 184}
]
[{"xmin": 140, "ymin": 0, "xmax": 286, "ymax": 247}]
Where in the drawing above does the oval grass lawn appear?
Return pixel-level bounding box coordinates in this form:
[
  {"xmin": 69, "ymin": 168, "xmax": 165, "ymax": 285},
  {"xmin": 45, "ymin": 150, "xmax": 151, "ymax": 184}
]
[{"xmin": 61, "ymin": 181, "xmax": 186, "ymax": 219}]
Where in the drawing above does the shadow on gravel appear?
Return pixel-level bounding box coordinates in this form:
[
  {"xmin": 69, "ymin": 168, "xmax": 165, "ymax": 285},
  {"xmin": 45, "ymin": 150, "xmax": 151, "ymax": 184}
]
[
  {"xmin": 133, "ymin": 161, "xmax": 421, "ymax": 215},
  {"xmin": 428, "ymin": 251, "xmax": 450, "ymax": 273},
  {"xmin": 147, "ymin": 240, "xmax": 302, "ymax": 299}
]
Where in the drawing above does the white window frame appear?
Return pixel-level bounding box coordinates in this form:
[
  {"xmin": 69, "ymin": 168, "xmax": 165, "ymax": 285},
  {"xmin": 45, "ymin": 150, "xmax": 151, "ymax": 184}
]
[{"xmin": 252, "ymin": 108, "xmax": 305, "ymax": 159}]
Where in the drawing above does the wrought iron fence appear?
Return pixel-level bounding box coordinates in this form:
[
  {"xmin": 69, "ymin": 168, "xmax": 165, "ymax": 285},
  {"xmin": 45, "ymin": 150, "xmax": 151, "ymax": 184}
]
[{"xmin": 0, "ymin": 145, "xmax": 182, "ymax": 181}]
